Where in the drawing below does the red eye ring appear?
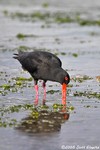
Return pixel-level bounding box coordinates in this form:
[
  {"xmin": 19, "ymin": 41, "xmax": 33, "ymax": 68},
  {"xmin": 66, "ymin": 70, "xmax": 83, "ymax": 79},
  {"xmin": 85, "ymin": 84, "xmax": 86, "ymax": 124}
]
[{"xmin": 65, "ymin": 77, "xmax": 68, "ymax": 80}]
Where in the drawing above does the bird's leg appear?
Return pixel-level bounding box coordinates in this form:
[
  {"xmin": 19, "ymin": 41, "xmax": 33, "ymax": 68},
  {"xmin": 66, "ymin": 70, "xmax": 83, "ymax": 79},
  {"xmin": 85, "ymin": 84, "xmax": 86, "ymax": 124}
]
[
  {"xmin": 42, "ymin": 81, "xmax": 46, "ymax": 105},
  {"xmin": 62, "ymin": 83, "xmax": 67, "ymax": 109},
  {"xmin": 34, "ymin": 80, "xmax": 39, "ymax": 106}
]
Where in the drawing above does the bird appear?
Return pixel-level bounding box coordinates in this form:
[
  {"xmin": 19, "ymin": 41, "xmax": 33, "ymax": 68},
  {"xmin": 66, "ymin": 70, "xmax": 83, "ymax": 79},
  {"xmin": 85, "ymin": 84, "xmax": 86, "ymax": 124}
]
[{"xmin": 13, "ymin": 50, "xmax": 70, "ymax": 106}]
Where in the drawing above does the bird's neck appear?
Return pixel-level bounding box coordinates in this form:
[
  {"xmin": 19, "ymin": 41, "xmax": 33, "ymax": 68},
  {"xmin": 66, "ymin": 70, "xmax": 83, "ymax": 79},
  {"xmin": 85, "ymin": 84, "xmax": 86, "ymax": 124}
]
[{"xmin": 51, "ymin": 67, "xmax": 67, "ymax": 84}]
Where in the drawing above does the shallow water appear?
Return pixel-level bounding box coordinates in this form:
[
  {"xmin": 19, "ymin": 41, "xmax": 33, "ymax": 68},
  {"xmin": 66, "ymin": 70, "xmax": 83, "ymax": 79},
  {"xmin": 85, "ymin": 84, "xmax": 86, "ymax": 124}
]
[{"xmin": 0, "ymin": 0, "xmax": 100, "ymax": 150}]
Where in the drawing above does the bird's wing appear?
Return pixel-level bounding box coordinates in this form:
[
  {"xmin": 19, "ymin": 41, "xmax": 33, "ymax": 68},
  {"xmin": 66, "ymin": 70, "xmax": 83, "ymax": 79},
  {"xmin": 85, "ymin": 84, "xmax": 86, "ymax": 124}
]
[
  {"xmin": 13, "ymin": 51, "xmax": 62, "ymax": 73},
  {"xmin": 30, "ymin": 51, "xmax": 62, "ymax": 68},
  {"xmin": 13, "ymin": 52, "xmax": 38, "ymax": 73}
]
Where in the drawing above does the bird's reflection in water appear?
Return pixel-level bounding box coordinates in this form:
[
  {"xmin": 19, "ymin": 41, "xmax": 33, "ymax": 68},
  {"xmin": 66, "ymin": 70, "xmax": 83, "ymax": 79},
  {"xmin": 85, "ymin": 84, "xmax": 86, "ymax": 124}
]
[{"xmin": 16, "ymin": 105, "xmax": 70, "ymax": 133}]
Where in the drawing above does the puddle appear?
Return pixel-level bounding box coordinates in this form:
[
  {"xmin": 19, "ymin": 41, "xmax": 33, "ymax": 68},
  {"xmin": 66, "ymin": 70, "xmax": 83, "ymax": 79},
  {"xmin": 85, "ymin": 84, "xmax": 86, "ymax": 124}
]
[{"xmin": 0, "ymin": 0, "xmax": 100, "ymax": 150}]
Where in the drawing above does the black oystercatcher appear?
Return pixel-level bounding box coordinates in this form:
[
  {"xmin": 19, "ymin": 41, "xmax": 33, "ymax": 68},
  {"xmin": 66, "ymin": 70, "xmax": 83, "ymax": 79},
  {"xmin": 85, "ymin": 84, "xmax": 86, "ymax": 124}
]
[{"xmin": 13, "ymin": 51, "xmax": 70, "ymax": 106}]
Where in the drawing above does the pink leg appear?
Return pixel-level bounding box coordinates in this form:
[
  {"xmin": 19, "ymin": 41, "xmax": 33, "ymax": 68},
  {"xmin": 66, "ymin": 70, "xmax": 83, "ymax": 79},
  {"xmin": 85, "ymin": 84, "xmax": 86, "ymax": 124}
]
[
  {"xmin": 42, "ymin": 82, "xmax": 46, "ymax": 105},
  {"xmin": 34, "ymin": 84, "xmax": 39, "ymax": 106}
]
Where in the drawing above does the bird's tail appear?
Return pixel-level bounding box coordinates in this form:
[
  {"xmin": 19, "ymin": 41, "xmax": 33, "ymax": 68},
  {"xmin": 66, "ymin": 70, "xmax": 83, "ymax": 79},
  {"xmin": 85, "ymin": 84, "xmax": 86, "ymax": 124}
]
[
  {"xmin": 13, "ymin": 50, "xmax": 23, "ymax": 59},
  {"xmin": 13, "ymin": 53, "xmax": 18, "ymax": 59}
]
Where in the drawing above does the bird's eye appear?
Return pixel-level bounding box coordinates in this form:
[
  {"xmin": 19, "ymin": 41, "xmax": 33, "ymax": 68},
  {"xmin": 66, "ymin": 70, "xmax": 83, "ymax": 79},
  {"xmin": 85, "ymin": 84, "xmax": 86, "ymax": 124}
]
[{"xmin": 65, "ymin": 76, "xmax": 68, "ymax": 80}]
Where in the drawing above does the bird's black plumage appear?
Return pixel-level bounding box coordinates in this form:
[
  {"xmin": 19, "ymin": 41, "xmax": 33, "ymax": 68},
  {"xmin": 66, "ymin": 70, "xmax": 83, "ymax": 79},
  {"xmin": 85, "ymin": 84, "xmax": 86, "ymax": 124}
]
[{"xmin": 13, "ymin": 51, "xmax": 70, "ymax": 85}]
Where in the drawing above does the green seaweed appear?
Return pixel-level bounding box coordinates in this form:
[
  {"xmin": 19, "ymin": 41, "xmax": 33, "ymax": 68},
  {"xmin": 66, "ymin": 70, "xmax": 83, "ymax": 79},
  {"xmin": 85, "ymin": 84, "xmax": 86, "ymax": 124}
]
[
  {"xmin": 16, "ymin": 81, "xmax": 22, "ymax": 86},
  {"xmin": 42, "ymin": 2, "xmax": 49, "ymax": 8},
  {"xmin": 0, "ymin": 76, "xmax": 33, "ymax": 96},
  {"xmin": 17, "ymin": 46, "xmax": 30, "ymax": 51},
  {"xmin": 16, "ymin": 33, "xmax": 26, "ymax": 39},
  {"xmin": 0, "ymin": 90, "xmax": 8, "ymax": 96},
  {"xmin": 0, "ymin": 119, "xmax": 17, "ymax": 127},
  {"xmin": 9, "ymin": 11, "xmax": 50, "ymax": 21},
  {"xmin": 0, "ymin": 84, "xmax": 11, "ymax": 90},
  {"xmin": 3, "ymin": 10, "xmax": 100, "ymax": 26},
  {"xmin": 60, "ymin": 52, "xmax": 66, "ymax": 55},
  {"xmin": 74, "ymin": 91, "xmax": 100, "ymax": 99},
  {"xmin": 3, "ymin": 10, "xmax": 8, "ymax": 16},
  {"xmin": 53, "ymin": 103, "xmax": 75, "ymax": 112},
  {"xmin": 46, "ymin": 90, "xmax": 60, "ymax": 94},
  {"xmin": 15, "ymin": 77, "xmax": 32, "ymax": 81},
  {"xmin": 30, "ymin": 111, "xmax": 39, "ymax": 119},
  {"xmin": 55, "ymin": 16, "xmax": 73, "ymax": 23},
  {"xmin": 78, "ymin": 19, "xmax": 100, "ymax": 26},
  {"xmin": 0, "ymin": 103, "xmax": 71, "ymax": 128},
  {"xmin": 53, "ymin": 104, "xmax": 63, "ymax": 109},
  {"xmin": 16, "ymin": 33, "xmax": 37, "ymax": 39},
  {"xmin": 72, "ymin": 53, "xmax": 78, "ymax": 57},
  {"xmin": 0, "ymin": 104, "xmax": 34, "ymax": 116},
  {"xmin": 30, "ymin": 12, "xmax": 50, "ymax": 20},
  {"xmin": 72, "ymin": 75, "xmax": 93, "ymax": 83}
]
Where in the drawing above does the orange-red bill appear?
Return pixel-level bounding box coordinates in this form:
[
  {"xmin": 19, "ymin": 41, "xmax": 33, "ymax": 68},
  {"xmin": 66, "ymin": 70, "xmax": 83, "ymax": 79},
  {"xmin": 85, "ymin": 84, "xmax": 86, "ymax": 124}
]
[{"xmin": 62, "ymin": 83, "xmax": 67, "ymax": 107}]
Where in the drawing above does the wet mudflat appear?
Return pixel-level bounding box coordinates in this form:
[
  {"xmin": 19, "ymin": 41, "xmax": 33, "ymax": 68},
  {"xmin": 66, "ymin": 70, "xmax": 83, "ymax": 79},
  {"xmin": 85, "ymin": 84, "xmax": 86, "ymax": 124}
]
[{"xmin": 0, "ymin": 0, "xmax": 100, "ymax": 150}]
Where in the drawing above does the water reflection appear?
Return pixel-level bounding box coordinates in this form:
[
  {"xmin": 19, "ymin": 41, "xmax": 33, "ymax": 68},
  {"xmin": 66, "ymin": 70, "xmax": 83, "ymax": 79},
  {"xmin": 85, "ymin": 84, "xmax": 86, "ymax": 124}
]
[{"xmin": 16, "ymin": 108, "xmax": 70, "ymax": 133}]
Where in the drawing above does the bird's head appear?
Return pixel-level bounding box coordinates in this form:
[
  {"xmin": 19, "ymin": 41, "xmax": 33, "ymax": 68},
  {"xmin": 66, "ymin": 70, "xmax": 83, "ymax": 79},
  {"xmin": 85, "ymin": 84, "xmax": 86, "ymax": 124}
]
[
  {"xmin": 59, "ymin": 71, "xmax": 70, "ymax": 85},
  {"xmin": 55, "ymin": 68, "xmax": 70, "ymax": 85},
  {"xmin": 63, "ymin": 73, "xmax": 70, "ymax": 85}
]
